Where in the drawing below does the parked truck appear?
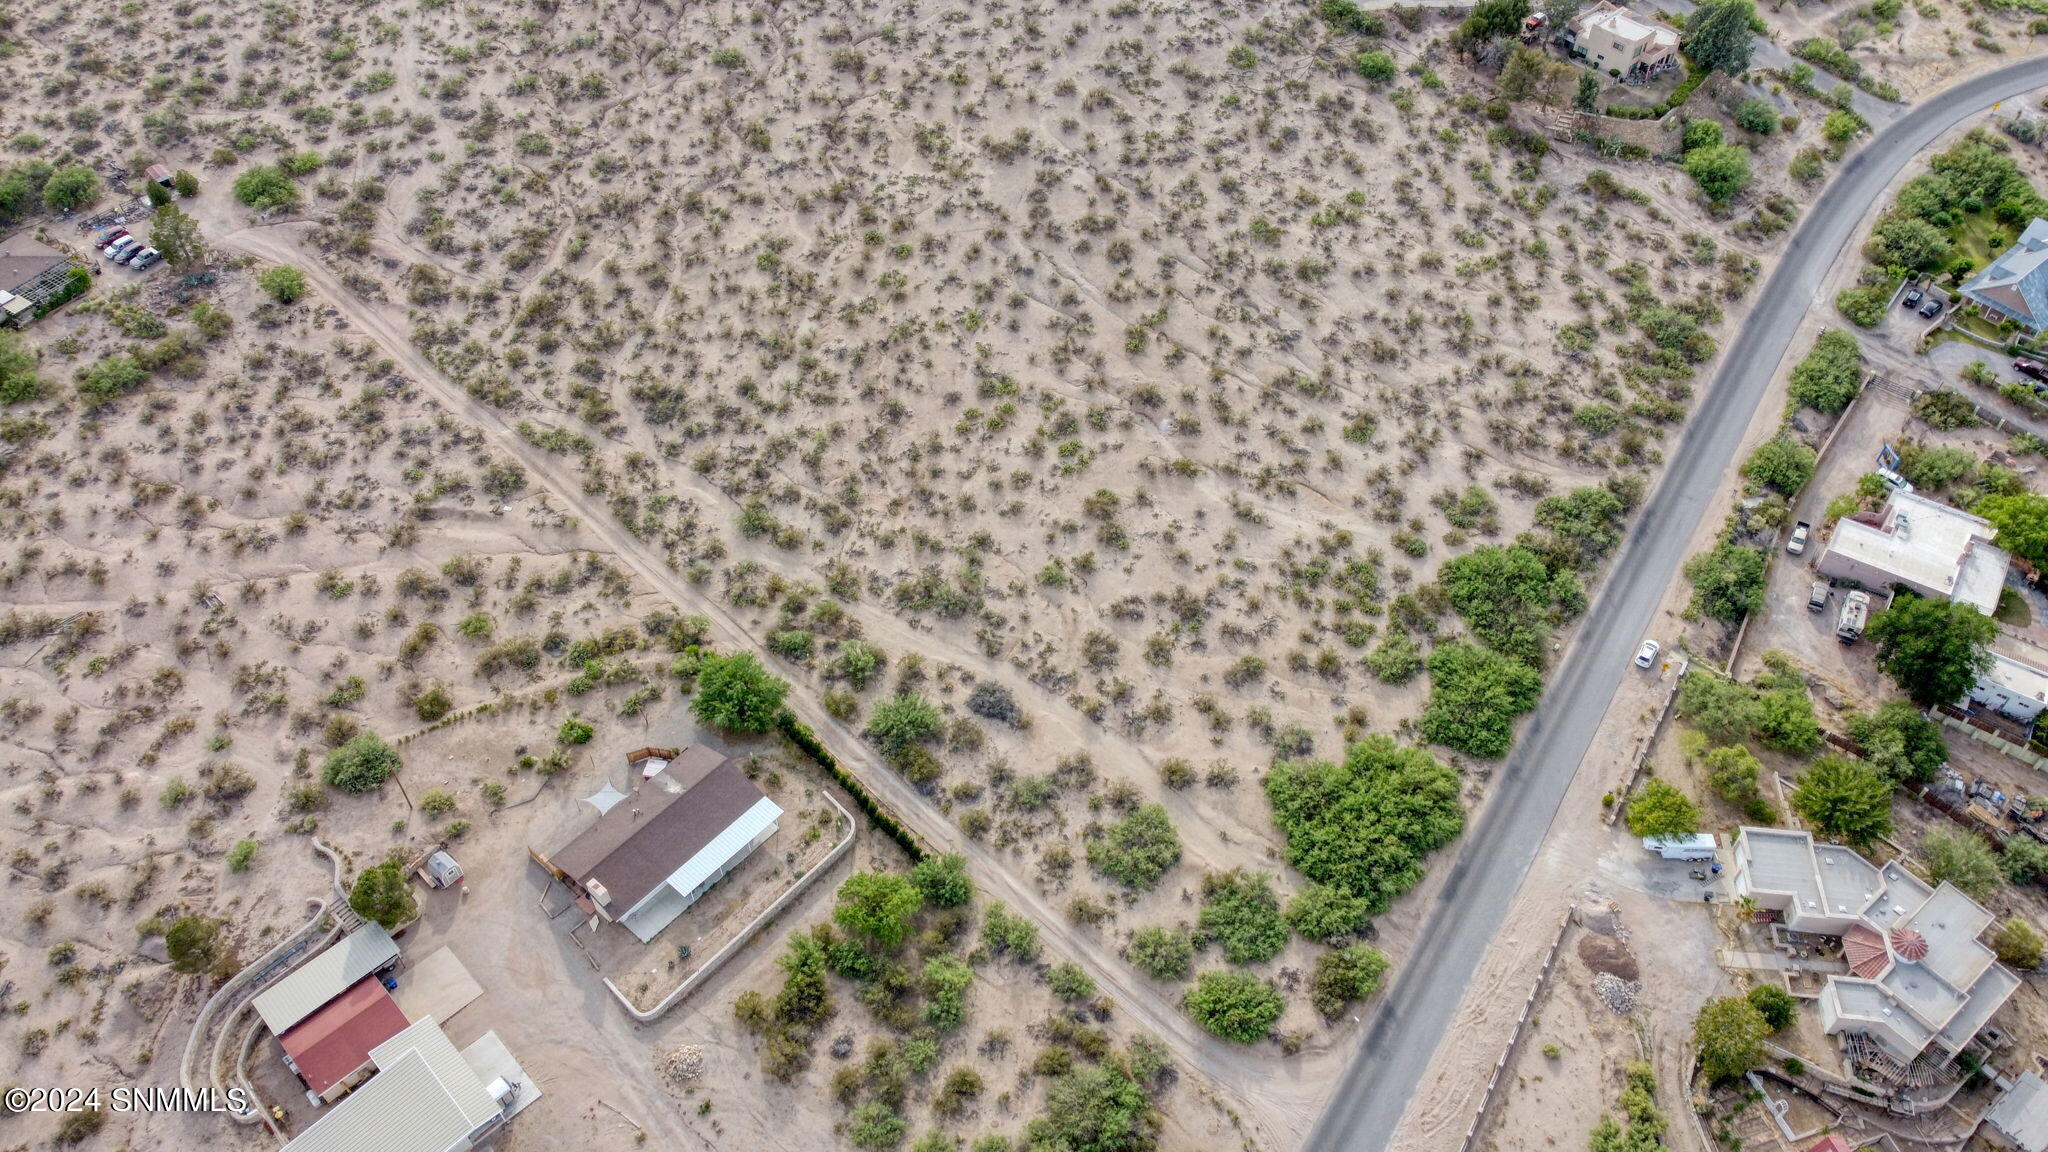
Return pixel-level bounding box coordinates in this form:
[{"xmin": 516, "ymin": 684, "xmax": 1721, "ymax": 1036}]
[
  {"xmin": 1836, "ymin": 590, "xmax": 1870, "ymax": 643},
  {"xmin": 1787, "ymin": 521, "xmax": 1810, "ymax": 556}
]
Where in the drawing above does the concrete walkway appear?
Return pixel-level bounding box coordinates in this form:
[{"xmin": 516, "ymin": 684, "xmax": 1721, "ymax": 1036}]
[{"xmin": 1717, "ymin": 949, "xmax": 1852, "ymax": 974}]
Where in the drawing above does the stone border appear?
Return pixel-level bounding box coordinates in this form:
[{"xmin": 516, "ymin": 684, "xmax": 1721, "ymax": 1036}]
[{"xmin": 603, "ymin": 790, "xmax": 856, "ymax": 1023}]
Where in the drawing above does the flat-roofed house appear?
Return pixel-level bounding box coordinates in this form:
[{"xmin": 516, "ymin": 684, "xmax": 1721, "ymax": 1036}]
[
  {"xmin": 1814, "ymin": 489, "xmax": 2009, "ymax": 616},
  {"xmin": 530, "ymin": 745, "xmax": 782, "ymax": 942},
  {"xmin": 1568, "ymin": 2, "xmax": 1679, "ymax": 78},
  {"xmin": 1731, "ymin": 827, "xmax": 2020, "ymax": 1069},
  {"xmin": 1967, "ymin": 649, "xmax": 2048, "ymax": 727}
]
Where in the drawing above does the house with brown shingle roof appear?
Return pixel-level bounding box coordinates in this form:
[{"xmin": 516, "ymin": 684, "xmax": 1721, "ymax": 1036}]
[{"xmin": 530, "ymin": 745, "xmax": 782, "ymax": 942}]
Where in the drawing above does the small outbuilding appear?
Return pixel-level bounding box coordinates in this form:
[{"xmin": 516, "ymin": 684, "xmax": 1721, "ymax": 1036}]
[{"xmin": 1985, "ymin": 1071, "xmax": 2048, "ymax": 1152}]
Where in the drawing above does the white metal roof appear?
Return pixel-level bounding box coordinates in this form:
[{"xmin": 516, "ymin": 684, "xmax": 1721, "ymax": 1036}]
[
  {"xmin": 253, "ymin": 923, "xmax": 399, "ymax": 1034},
  {"xmin": 282, "ymin": 1018, "xmax": 501, "ymax": 1152}
]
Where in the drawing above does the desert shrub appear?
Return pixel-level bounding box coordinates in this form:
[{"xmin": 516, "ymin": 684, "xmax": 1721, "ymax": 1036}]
[
  {"xmin": 1186, "ymin": 970, "xmax": 1285, "ymax": 1042},
  {"xmin": 1308, "ymin": 943, "xmax": 1389, "ymax": 1019},
  {"xmin": 1363, "ymin": 629, "xmax": 1424, "ymax": 683},
  {"xmin": 419, "ymin": 788, "xmax": 457, "ymax": 817},
  {"xmin": 257, "ymin": 265, "xmax": 308, "ymax": 303},
  {"xmin": 982, "ymin": 902, "xmax": 1041, "ymax": 962},
  {"xmin": 1438, "ymin": 544, "xmax": 1559, "ymax": 667},
  {"xmin": 1265, "ymin": 736, "xmax": 1463, "ymax": 914},
  {"xmin": 1685, "ymin": 144, "xmax": 1751, "ymax": 204},
  {"xmin": 1993, "ymin": 918, "xmax": 2044, "ymax": 969},
  {"xmin": 910, "ymin": 853, "xmax": 973, "ymax": 908},
  {"xmin": 1531, "ymin": 486, "xmax": 1627, "ymax": 568},
  {"xmin": 0, "ymin": 330, "xmax": 41, "ymax": 404},
  {"xmin": 1354, "ymin": 51, "xmax": 1397, "ymax": 83},
  {"xmin": 1285, "ymin": 884, "xmax": 1372, "ymax": 942},
  {"xmin": 835, "ymin": 871, "xmax": 924, "ymax": 951},
  {"xmin": 2004, "ymin": 836, "xmax": 2048, "ymax": 885},
  {"xmin": 1086, "ymin": 803, "xmax": 1182, "ymax": 889},
  {"xmin": 1787, "ymin": 330, "xmax": 1861, "ymax": 413},
  {"xmin": 830, "ymin": 638, "xmax": 886, "ymax": 689},
  {"xmin": 226, "ymin": 839, "xmax": 257, "ymax": 872},
  {"xmin": 1703, "ymin": 745, "xmax": 1774, "ymax": 820},
  {"xmin": 1742, "ymin": 437, "xmax": 1816, "ymax": 495},
  {"xmin": 692, "ymin": 652, "xmax": 789, "ymax": 733},
  {"xmin": 1683, "ymin": 543, "xmax": 1768, "ymax": 622},
  {"xmin": 557, "ymin": 717, "xmax": 594, "ymax": 744},
  {"xmin": 77, "ymin": 354, "xmax": 148, "ymax": 405},
  {"xmin": 965, "ymin": 681, "xmax": 1022, "ymax": 725},
  {"xmin": 323, "ymin": 732, "xmax": 400, "ymax": 793},
  {"xmin": 233, "ymin": 165, "xmax": 298, "ymax": 209},
  {"xmin": 1022, "ymin": 1062, "xmax": 1157, "ymax": 1151},
  {"xmin": 1197, "ymin": 870, "xmax": 1290, "ymax": 964},
  {"xmin": 1128, "ymin": 924, "xmax": 1194, "ymax": 980},
  {"xmin": 868, "ymin": 692, "xmax": 944, "ymax": 756},
  {"xmin": 165, "ymin": 915, "xmax": 221, "ymax": 973},
  {"xmin": 1922, "ymin": 827, "xmax": 2000, "ymax": 900},
  {"xmin": 1419, "ymin": 642, "xmax": 1542, "ymax": 757},
  {"xmin": 923, "ymin": 954, "xmax": 974, "ymax": 1030},
  {"xmin": 1048, "ymin": 963, "xmax": 1097, "ymax": 1001},
  {"xmin": 348, "ymin": 859, "xmax": 417, "ymax": 929},
  {"xmin": 1835, "ymin": 283, "xmax": 1889, "ymax": 327},
  {"xmin": 1734, "ymin": 98, "xmax": 1777, "ymax": 133}
]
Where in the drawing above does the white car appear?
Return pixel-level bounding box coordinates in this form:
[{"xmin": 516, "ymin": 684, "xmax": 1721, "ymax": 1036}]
[
  {"xmin": 103, "ymin": 236, "xmax": 139, "ymax": 260},
  {"xmin": 1633, "ymin": 640, "xmax": 1661, "ymax": 669}
]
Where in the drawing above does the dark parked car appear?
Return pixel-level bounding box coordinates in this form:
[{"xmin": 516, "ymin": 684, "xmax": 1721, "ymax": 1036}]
[
  {"xmin": 1902, "ymin": 288, "xmax": 1923, "ymax": 308},
  {"xmin": 2018, "ymin": 358, "xmax": 2048, "ymax": 383},
  {"xmin": 1919, "ymin": 298, "xmax": 1943, "ymax": 318}
]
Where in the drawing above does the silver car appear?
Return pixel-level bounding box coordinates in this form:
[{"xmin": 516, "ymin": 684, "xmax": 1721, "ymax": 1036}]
[{"xmin": 127, "ymin": 247, "xmax": 160, "ymax": 269}]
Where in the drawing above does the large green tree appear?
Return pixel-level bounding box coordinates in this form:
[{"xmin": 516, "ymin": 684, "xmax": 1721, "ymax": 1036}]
[
  {"xmin": 691, "ymin": 651, "xmax": 790, "ymax": 732},
  {"xmin": 1790, "ymin": 756, "xmax": 1893, "ymax": 846},
  {"xmin": 349, "ymin": 859, "xmax": 418, "ymax": 930},
  {"xmin": 1866, "ymin": 594, "xmax": 1995, "ymax": 706},
  {"xmin": 41, "ymin": 164, "xmax": 100, "ymax": 212},
  {"xmin": 1843, "ymin": 701, "xmax": 1949, "ymax": 785},
  {"xmin": 1683, "ymin": 544, "xmax": 1768, "ymax": 622},
  {"xmin": 1683, "ymin": 0, "xmax": 1758, "ymax": 75},
  {"xmin": 1625, "ymin": 779, "xmax": 1702, "ymax": 840},
  {"xmin": 1420, "ymin": 642, "xmax": 1543, "ymax": 758},
  {"xmin": 1264, "ymin": 736, "xmax": 1465, "ymax": 913},
  {"xmin": 1979, "ymin": 492, "xmax": 2048, "ymax": 570},
  {"xmin": 1922, "ymin": 828, "xmax": 2000, "ymax": 900},
  {"xmin": 1694, "ymin": 995, "xmax": 1769, "ymax": 1081},
  {"xmin": 833, "ymin": 870, "xmax": 924, "ymax": 951},
  {"xmin": 166, "ymin": 914, "xmax": 222, "ymax": 974},
  {"xmin": 151, "ymin": 204, "xmax": 207, "ymax": 267},
  {"xmin": 1439, "ymin": 544, "xmax": 1557, "ymax": 667}
]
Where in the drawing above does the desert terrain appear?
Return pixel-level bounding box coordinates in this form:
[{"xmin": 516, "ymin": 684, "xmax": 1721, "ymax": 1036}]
[{"xmin": 2, "ymin": 0, "xmax": 2047, "ymax": 1150}]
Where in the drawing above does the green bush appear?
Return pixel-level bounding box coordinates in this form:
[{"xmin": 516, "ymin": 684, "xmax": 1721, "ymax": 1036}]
[
  {"xmin": 1734, "ymin": 98, "xmax": 1777, "ymax": 134},
  {"xmin": 1086, "ymin": 803, "xmax": 1182, "ymax": 889},
  {"xmin": 1787, "ymin": 329, "xmax": 1862, "ymax": 413},
  {"xmin": 1186, "ymin": 969, "xmax": 1285, "ymax": 1043},
  {"xmin": 349, "ymin": 859, "xmax": 418, "ymax": 929},
  {"xmin": 225, "ymin": 839, "xmax": 258, "ymax": 872},
  {"xmin": 1742, "ymin": 436, "xmax": 1816, "ymax": 495},
  {"xmin": 257, "ymin": 265, "xmax": 309, "ymax": 303},
  {"xmin": 323, "ymin": 732, "xmax": 401, "ymax": 793},
  {"xmin": 1790, "ymin": 756, "xmax": 1893, "ymax": 846},
  {"xmin": 1285, "ymin": 884, "xmax": 1372, "ymax": 942},
  {"xmin": 557, "ymin": 717, "xmax": 594, "ymax": 744},
  {"xmin": 1625, "ymin": 779, "xmax": 1701, "ymax": 839},
  {"xmin": 866, "ymin": 691, "xmax": 944, "ymax": 755},
  {"xmin": 1682, "ymin": 543, "xmax": 1768, "ymax": 622},
  {"xmin": 1265, "ymin": 736, "xmax": 1464, "ymax": 913},
  {"xmin": 1197, "ymin": 870, "xmax": 1290, "ymax": 965},
  {"xmin": 1353, "ymin": 51, "xmax": 1397, "ymax": 83},
  {"xmin": 41, "ymin": 164, "xmax": 99, "ymax": 211},
  {"xmin": 1309, "ymin": 943, "xmax": 1389, "ymax": 1019},
  {"xmin": 694, "ymin": 651, "xmax": 790, "ymax": 733},
  {"xmin": 0, "ymin": 330, "xmax": 42, "ymax": 404},
  {"xmin": 77, "ymin": 354, "xmax": 148, "ymax": 405},
  {"xmin": 233, "ymin": 165, "xmax": 298, "ymax": 210},
  {"xmin": 1128, "ymin": 924, "xmax": 1194, "ymax": 980},
  {"xmin": 1419, "ymin": 641, "xmax": 1541, "ymax": 758},
  {"xmin": 1747, "ymin": 984, "xmax": 1797, "ymax": 1031},
  {"xmin": 910, "ymin": 853, "xmax": 972, "ymax": 907},
  {"xmin": 1835, "ymin": 284, "xmax": 1889, "ymax": 327},
  {"xmin": 1684, "ymin": 144, "xmax": 1752, "ymax": 204}
]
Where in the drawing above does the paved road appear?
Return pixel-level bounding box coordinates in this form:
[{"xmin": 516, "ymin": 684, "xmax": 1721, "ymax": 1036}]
[{"xmin": 1304, "ymin": 54, "xmax": 2048, "ymax": 1152}]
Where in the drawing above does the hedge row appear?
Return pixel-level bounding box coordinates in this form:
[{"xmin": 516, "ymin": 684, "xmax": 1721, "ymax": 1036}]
[{"xmin": 777, "ymin": 710, "xmax": 928, "ymax": 863}]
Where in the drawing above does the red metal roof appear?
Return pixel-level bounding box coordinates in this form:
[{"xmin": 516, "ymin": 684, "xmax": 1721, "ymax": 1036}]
[
  {"xmin": 1807, "ymin": 1136, "xmax": 1853, "ymax": 1152},
  {"xmin": 278, "ymin": 976, "xmax": 410, "ymax": 1096}
]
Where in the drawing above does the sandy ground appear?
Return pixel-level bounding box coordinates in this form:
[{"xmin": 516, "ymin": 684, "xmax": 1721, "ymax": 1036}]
[{"xmin": 1, "ymin": 1, "xmax": 2045, "ymax": 1150}]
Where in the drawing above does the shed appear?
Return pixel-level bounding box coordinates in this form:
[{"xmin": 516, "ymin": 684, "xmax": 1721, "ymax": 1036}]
[
  {"xmin": 144, "ymin": 164, "xmax": 174, "ymax": 188},
  {"xmin": 278, "ymin": 976, "xmax": 411, "ymax": 1101},
  {"xmin": 253, "ymin": 923, "xmax": 400, "ymax": 1035},
  {"xmin": 419, "ymin": 851, "xmax": 463, "ymax": 889}
]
